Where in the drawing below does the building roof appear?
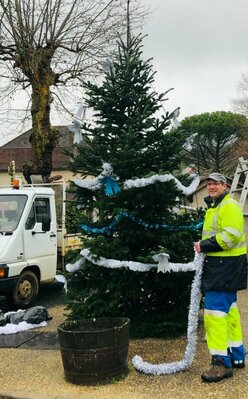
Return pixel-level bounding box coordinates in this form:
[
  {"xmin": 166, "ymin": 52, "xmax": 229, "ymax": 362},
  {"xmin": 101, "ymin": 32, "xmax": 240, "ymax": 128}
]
[{"xmin": 0, "ymin": 126, "xmax": 74, "ymax": 172}]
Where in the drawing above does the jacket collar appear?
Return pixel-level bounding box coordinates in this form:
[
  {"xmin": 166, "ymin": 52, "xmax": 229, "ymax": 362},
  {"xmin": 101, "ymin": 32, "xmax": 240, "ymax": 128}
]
[{"xmin": 204, "ymin": 191, "xmax": 229, "ymax": 209}]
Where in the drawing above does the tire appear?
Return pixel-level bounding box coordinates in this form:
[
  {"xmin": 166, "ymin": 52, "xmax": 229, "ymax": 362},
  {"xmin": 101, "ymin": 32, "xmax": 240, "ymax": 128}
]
[{"xmin": 7, "ymin": 271, "xmax": 39, "ymax": 309}]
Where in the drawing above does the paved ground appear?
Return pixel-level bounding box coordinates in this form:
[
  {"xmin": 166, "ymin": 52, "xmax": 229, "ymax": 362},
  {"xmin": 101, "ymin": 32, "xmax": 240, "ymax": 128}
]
[{"xmin": 0, "ymin": 283, "xmax": 248, "ymax": 399}]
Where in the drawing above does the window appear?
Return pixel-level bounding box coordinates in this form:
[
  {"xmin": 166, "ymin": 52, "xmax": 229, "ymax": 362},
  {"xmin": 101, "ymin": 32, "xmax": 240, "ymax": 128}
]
[
  {"xmin": 25, "ymin": 198, "xmax": 51, "ymax": 230},
  {"xmin": 0, "ymin": 195, "xmax": 27, "ymax": 232}
]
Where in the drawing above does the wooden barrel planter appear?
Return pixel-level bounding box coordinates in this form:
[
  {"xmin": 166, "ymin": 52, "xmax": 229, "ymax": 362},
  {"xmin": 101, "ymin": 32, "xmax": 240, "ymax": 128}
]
[{"xmin": 57, "ymin": 317, "xmax": 130, "ymax": 385}]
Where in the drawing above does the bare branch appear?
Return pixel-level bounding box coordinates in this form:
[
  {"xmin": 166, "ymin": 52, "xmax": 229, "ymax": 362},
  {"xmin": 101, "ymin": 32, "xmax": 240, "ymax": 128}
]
[{"xmin": 0, "ymin": 0, "xmax": 147, "ymax": 179}]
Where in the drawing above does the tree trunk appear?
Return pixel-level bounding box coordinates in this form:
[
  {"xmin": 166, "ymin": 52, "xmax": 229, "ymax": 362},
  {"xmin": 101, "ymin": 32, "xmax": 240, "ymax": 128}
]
[{"xmin": 29, "ymin": 81, "xmax": 58, "ymax": 181}]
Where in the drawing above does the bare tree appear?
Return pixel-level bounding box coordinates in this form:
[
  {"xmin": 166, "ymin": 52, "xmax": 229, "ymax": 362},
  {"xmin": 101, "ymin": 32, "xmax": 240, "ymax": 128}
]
[
  {"xmin": 232, "ymin": 73, "xmax": 248, "ymax": 117},
  {"xmin": 0, "ymin": 0, "xmax": 145, "ymax": 181}
]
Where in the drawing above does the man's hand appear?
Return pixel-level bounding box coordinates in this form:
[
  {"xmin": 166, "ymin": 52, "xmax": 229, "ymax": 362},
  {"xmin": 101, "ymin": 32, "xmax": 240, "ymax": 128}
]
[{"xmin": 194, "ymin": 240, "xmax": 201, "ymax": 253}]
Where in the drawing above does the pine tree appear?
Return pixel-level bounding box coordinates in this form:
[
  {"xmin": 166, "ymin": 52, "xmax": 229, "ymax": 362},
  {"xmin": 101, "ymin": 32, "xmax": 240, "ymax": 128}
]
[{"xmin": 65, "ymin": 34, "xmax": 201, "ymax": 337}]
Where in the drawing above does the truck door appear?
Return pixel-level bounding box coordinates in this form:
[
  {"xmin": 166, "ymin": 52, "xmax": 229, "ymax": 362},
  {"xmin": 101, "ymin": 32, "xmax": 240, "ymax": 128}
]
[{"xmin": 23, "ymin": 197, "xmax": 57, "ymax": 280}]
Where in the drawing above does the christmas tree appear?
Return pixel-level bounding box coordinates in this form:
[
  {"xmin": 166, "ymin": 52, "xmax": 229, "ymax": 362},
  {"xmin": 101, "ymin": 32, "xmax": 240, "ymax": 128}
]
[{"xmin": 65, "ymin": 33, "xmax": 201, "ymax": 337}]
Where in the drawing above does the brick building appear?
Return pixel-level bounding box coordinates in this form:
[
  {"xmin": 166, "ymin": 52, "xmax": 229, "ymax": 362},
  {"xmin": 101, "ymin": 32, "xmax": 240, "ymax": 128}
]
[{"xmin": 0, "ymin": 126, "xmax": 75, "ymax": 184}]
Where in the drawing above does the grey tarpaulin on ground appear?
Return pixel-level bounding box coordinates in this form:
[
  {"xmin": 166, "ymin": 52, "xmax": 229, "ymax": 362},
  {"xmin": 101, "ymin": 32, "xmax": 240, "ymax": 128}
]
[{"xmin": 0, "ymin": 306, "xmax": 52, "ymax": 326}]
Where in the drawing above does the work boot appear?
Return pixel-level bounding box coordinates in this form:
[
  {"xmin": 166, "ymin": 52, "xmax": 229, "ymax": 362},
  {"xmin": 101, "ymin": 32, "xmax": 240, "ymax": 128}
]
[{"xmin": 201, "ymin": 356, "xmax": 233, "ymax": 383}]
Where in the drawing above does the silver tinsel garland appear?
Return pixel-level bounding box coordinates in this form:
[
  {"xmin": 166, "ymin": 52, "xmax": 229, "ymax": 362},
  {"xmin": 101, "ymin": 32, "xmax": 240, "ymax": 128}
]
[
  {"xmin": 132, "ymin": 253, "xmax": 204, "ymax": 375},
  {"xmin": 123, "ymin": 173, "xmax": 200, "ymax": 196},
  {"xmin": 74, "ymin": 163, "xmax": 200, "ymax": 197}
]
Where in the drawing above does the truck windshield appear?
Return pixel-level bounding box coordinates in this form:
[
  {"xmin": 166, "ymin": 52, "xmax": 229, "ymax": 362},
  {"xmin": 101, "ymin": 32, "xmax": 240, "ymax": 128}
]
[{"xmin": 0, "ymin": 195, "xmax": 27, "ymax": 232}]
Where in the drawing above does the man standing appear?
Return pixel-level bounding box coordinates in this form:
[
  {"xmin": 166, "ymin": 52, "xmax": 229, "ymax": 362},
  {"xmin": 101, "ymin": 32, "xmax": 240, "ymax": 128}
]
[{"xmin": 195, "ymin": 172, "xmax": 247, "ymax": 383}]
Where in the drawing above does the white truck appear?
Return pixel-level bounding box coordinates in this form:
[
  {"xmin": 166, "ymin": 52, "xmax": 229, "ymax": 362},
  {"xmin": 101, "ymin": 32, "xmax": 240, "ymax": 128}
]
[{"xmin": 0, "ymin": 179, "xmax": 82, "ymax": 308}]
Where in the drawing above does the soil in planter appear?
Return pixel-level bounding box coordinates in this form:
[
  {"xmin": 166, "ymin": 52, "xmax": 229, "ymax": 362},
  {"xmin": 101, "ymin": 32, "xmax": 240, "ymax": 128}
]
[{"xmin": 61, "ymin": 317, "xmax": 126, "ymax": 332}]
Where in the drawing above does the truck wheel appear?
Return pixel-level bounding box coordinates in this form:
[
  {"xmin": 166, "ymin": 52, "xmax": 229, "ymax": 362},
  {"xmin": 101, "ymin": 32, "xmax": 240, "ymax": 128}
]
[{"xmin": 7, "ymin": 271, "xmax": 39, "ymax": 309}]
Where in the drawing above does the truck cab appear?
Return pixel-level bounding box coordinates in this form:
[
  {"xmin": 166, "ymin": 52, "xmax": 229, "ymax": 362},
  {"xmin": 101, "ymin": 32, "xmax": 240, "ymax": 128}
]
[{"xmin": 0, "ymin": 186, "xmax": 57, "ymax": 308}]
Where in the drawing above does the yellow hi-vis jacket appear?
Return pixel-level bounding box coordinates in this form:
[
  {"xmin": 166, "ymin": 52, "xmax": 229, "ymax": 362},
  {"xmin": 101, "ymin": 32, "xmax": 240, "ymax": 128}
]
[
  {"xmin": 201, "ymin": 193, "xmax": 247, "ymax": 292},
  {"xmin": 202, "ymin": 194, "xmax": 246, "ymax": 257}
]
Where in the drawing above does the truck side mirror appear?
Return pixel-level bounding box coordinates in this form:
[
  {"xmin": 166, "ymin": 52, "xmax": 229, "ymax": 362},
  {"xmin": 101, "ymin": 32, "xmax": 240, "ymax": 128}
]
[{"xmin": 42, "ymin": 217, "xmax": 51, "ymax": 232}]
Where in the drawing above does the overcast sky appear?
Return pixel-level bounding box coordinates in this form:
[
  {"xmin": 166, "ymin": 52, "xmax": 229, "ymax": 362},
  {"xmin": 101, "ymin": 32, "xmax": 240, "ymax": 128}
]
[
  {"xmin": 141, "ymin": 0, "xmax": 248, "ymax": 120},
  {"xmin": 1, "ymin": 0, "xmax": 248, "ymax": 144}
]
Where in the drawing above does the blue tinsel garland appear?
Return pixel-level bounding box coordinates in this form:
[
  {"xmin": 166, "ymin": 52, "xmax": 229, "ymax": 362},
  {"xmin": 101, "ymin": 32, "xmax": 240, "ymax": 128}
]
[{"xmin": 80, "ymin": 211, "xmax": 203, "ymax": 235}]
